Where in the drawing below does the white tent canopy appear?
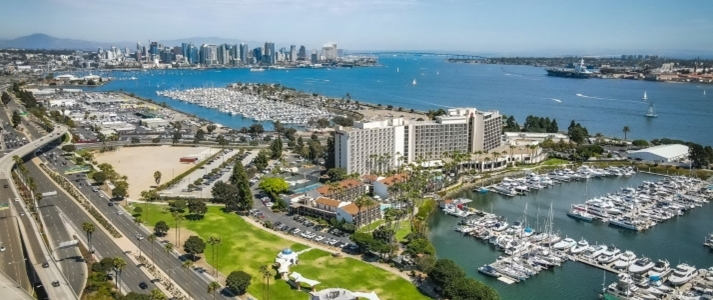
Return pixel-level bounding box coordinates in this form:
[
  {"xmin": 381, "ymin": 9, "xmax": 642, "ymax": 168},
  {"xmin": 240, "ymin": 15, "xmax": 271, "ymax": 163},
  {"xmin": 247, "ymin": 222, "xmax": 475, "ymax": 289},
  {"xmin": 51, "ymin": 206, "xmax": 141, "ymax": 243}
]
[
  {"xmin": 290, "ymin": 272, "xmax": 321, "ymax": 287},
  {"xmin": 353, "ymin": 291, "xmax": 381, "ymax": 300}
]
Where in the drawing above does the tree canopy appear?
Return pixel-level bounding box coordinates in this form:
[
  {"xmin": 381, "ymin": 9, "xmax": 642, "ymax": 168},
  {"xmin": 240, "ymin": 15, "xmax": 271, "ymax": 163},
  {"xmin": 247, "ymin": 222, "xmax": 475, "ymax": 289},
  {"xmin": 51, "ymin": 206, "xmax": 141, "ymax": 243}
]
[
  {"xmin": 184, "ymin": 236, "xmax": 206, "ymax": 260},
  {"xmin": 259, "ymin": 177, "xmax": 289, "ymax": 197},
  {"xmin": 225, "ymin": 271, "xmax": 252, "ymax": 295}
]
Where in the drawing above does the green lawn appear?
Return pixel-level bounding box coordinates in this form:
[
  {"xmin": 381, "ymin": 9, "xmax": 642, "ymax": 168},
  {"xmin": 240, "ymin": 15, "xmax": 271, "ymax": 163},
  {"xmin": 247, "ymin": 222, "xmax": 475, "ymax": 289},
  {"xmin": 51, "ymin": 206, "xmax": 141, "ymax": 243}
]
[
  {"xmin": 136, "ymin": 204, "xmax": 428, "ymax": 300},
  {"xmin": 394, "ymin": 221, "xmax": 412, "ymax": 242},
  {"xmin": 542, "ymin": 158, "xmax": 569, "ymax": 166}
]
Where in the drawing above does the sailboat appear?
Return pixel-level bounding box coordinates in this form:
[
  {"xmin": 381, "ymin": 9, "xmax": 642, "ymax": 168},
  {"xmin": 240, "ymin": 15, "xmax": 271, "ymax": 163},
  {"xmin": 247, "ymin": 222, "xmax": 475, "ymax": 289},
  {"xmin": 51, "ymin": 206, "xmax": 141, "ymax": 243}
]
[
  {"xmin": 397, "ymin": 67, "xmax": 400, "ymax": 73},
  {"xmin": 645, "ymin": 101, "xmax": 658, "ymax": 118},
  {"xmin": 412, "ymin": 79, "xmax": 417, "ymax": 85},
  {"xmin": 641, "ymin": 91, "xmax": 648, "ymax": 101},
  {"xmin": 704, "ymin": 90, "xmax": 707, "ymax": 96}
]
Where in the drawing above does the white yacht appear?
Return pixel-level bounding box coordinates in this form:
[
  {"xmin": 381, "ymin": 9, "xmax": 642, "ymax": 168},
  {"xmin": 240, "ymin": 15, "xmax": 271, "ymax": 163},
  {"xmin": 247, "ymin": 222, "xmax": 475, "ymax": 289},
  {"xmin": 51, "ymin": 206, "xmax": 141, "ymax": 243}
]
[
  {"xmin": 629, "ymin": 257, "xmax": 655, "ymax": 273},
  {"xmin": 597, "ymin": 247, "xmax": 621, "ymax": 264},
  {"xmin": 613, "ymin": 251, "xmax": 637, "ymax": 269},
  {"xmin": 584, "ymin": 245, "xmax": 608, "ymax": 260},
  {"xmin": 668, "ymin": 264, "xmax": 698, "ymax": 285},
  {"xmin": 553, "ymin": 238, "xmax": 577, "ymax": 251},
  {"xmin": 570, "ymin": 239, "xmax": 590, "ymax": 254},
  {"xmin": 647, "ymin": 259, "xmax": 670, "ymax": 278}
]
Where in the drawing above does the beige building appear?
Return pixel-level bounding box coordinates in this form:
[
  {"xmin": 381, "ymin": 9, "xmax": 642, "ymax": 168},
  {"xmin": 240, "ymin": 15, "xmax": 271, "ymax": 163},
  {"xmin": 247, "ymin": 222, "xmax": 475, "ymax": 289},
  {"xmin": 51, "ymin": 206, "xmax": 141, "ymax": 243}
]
[{"xmin": 335, "ymin": 107, "xmax": 503, "ymax": 174}]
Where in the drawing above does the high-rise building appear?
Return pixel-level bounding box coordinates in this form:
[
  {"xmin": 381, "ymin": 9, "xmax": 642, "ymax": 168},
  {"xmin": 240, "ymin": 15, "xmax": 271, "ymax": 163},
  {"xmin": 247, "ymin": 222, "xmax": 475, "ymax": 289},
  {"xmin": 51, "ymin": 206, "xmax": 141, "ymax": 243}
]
[
  {"xmin": 321, "ymin": 42, "xmax": 338, "ymax": 60},
  {"xmin": 182, "ymin": 43, "xmax": 190, "ymax": 60},
  {"xmin": 298, "ymin": 46, "xmax": 307, "ymax": 60},
  {"xmin": 124, "ymin": 47, "xmax": 130, "ymax": 56},
  {"xmin": 310, "ymin": 50, "xmax": 318, "ymax": 64},
  {"xmin": 217, "ymin": 44, "xmax": 229, "ymax": 65},
  {"xmin": 240, "ymin": 43, "xmax": 249, "ymax": 63},
  {"xmin": 97, "ymin": 47, "xmax": 103, "ymax": 54},
  {"xmin": 334, "ymin": 108, "xmax": 503, "ymax": 174},
  {"xmin": 263, "ymin": 42, "xmax": 275, "ymax": 65},
  {"xmin": 200, "ymin": 44, "xmax": 218, "ymax": 65},
  {"xmin": 149, "ymin": 42, "xmax": 159, "ymax": 56},
  {"xmin": 188, "ymin": 45, "xmax": 198, "ymax": 64},
  {"xmin": 160, "ymin": 49, "xmax": 173, "ymax": 63},
  {"xmin": 136, "ymin": 42, "xmax": 142, "ymax": 52},
  {"xmin": 229, "ymin": 45, "xmax": 239, "ymax": 63},
  {"xmin": 253, "ymin": 47, "xmax": 263, "ymax": 63},
  {"xmin": 289, "ymin": 45, "xmax": 297, "ymax": 62}
]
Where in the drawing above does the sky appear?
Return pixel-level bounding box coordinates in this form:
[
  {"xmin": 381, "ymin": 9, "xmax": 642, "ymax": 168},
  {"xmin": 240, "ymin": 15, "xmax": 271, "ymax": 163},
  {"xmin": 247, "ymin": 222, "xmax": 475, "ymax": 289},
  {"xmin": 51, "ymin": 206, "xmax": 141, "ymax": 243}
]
[{"xmin": 2, "ymin": 0, "xmax": 713, "ymax": 54}]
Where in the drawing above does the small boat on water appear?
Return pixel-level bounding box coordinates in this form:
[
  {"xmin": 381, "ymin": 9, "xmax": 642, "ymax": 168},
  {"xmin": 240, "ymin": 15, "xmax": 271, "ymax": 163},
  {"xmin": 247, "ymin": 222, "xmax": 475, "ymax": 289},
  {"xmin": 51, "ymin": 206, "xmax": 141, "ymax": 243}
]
[
  {"xmin": 642, "ymin": 91, "xmax": 648, "ymax": 101},
  {"xmin": 250, "ymin": 68, "xmax": 265, "ymax": 72},
  {"xmin": 478, "ymin": 265, "xmax": 500, "ymax": 277},
  {"xmin": 645, "ymin": 101, "xmax": 658, "ymax": 118},
  {"xmin": 704, "ymin": 233, "xmax": 713, "ymax": 249},
  {"xmin": 567, "ymin": 205, "xmax": 594, "ymax": 222},
  {"xmin": 412, "ymin": 79, "xmax": 417, "ymax": 85}
]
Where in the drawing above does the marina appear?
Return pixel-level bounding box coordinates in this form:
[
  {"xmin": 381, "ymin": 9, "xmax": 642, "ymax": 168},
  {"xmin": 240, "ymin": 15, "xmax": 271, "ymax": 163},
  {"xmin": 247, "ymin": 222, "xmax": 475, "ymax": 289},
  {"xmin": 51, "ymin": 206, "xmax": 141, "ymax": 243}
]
[
  {"xmin": 430, "ymin": 171, "xmax": 713, "ymax": 300},
  {"xmin": 442, "ymin": 189, "xmax": 713, "ymax": 299},
  {"xmin": 156, "ymin": 86, "xmax": 336, "ymax": 125}
]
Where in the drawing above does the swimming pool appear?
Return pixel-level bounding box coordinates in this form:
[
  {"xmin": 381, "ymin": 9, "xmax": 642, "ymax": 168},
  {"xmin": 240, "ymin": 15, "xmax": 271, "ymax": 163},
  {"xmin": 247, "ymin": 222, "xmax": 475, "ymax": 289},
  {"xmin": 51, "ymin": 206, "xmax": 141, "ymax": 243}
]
[{"xmin": 291, "ymin": 183, "xmax": 323, "ymax": 194}]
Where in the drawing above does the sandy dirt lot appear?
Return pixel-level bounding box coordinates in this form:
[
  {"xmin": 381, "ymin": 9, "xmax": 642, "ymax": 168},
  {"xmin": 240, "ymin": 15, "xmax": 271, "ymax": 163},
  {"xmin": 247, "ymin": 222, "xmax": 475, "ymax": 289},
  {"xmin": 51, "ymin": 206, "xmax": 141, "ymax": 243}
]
[{"xmin": 95, "ymin": 145, "xmax": 218, "ymax": 199}]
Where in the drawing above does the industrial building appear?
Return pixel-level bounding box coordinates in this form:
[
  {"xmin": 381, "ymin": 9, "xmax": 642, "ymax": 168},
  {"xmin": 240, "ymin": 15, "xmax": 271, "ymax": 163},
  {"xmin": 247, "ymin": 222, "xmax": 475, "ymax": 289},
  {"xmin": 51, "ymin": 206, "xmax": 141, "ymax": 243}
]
[
  {"xmin": 140, "ymin": 118, "xmax": 170, "ymax": 128},
  {"xmin": 629, "ymin": 144, "xmax": 689, "ymax": 163}
]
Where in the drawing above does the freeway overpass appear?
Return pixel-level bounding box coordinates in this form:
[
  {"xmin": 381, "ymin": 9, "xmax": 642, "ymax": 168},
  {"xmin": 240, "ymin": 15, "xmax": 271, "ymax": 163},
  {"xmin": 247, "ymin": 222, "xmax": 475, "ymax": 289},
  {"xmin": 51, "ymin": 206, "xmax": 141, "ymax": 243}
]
[{"xmin": 0, "ymin": 124, "xmax": 78, "ymax": 300}]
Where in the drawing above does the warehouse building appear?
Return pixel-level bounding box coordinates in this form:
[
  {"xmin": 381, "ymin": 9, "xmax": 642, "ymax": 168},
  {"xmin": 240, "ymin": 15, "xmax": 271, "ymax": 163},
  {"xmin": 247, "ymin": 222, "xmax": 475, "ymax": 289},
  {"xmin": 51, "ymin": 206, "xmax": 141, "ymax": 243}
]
[{"xmin": 629, "ymin": 144, "xmax": 689, "ymax": 163}]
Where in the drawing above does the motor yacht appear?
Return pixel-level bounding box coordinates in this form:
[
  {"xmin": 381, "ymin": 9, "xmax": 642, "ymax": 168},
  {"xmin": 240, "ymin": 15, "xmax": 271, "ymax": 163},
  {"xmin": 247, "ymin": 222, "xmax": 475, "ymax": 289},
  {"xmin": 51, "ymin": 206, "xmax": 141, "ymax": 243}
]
[
  {"xmin": 596, "ymin": 247, "xmax": 621, "ymax": 264},
  {"xmin": 570, "ymin": 239, "xmax": 590, "ymax": 254},
  {"xmin": 566, "ymin": 205, "xmax": 594, "ymax": 222},
  {"xmin": 629, "ymin": 257, "xmax": 655, "ymax": 274},
  {"xmin": 553, "ymin": 238, "xmax": 577, "ymax": 251},
  {"xmin": 667, "ymin": 264, "xmax": 698, "ymax": 285},
  {"xmin": 584, "ymin": 245, "xmax": 608, "ymax": 260},
  {"xmin": 492, "ymin": 221, "xmax": 509, "ymax": 232},
  {"xmin": 647, "ymin": 259, "xmax": 670, "ymax": 277},
  {"xmin": 602, "ymin": 273, "xmax": 638, "ymax": 299},
  {"xmin": 613, "ymin": 251, "xmax": 637, "ymax": 269},
  {"xmin": 704, "ymin": 233, "xmax": 713, "ymax": 249},
  {"xmin": 477, "ymin": 265, "xmax": 500, "ymax": 277}
]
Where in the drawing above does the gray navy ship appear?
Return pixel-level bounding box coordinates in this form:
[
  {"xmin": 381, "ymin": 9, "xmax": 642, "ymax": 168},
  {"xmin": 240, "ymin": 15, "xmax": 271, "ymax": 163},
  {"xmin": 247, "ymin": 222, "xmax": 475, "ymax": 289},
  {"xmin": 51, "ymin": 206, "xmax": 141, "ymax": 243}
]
[{"xmin": 546, "ymin": 59, "xmax": 593, "ymax": 78}]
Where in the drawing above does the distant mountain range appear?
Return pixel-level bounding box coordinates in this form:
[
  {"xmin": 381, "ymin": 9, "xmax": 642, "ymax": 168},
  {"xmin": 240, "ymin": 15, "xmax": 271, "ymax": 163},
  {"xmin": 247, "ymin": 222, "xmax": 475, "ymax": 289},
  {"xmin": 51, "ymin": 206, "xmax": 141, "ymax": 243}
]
[{"xmin": 0, "ymin": 34, "xmax": 260, "ymax": 51}]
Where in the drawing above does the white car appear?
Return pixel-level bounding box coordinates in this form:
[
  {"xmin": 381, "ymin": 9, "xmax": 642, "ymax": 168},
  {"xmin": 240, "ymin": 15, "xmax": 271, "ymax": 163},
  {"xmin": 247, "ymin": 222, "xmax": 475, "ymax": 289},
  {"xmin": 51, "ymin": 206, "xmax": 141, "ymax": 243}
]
[
  {"xmin": 0, "ymin": 246, "xmax": 5, "ymax": 252},
  {"xmin": 116, "ymin": 211, "xmax": 123, "ymax": 215},
  {"xmin": 314, "ymin": 236, "xmax": 325, "ymax": 242},
  {"xmin": 14, "ymin": 198, "xmax": 19, "ymax": 202}
]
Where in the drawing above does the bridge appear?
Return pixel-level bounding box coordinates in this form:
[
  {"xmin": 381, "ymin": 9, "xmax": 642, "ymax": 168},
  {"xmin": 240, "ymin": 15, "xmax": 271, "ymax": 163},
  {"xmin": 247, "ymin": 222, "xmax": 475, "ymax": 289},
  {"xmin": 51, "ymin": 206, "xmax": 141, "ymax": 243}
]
[
  {"xmin": 346, "ymin": 51, "xmax": 490, "ymax": 60},
  {"xmin": 0, "ymin": 124, "xmax": 78, "ymax": 300}
]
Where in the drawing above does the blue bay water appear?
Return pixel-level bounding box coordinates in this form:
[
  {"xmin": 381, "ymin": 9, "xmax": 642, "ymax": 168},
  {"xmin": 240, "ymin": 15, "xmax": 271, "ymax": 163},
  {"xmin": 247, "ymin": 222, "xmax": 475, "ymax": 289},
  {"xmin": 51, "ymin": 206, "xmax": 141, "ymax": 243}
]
[{"xmin": 92, "ymin": 56, "xmax": 713, "ymax": 145}]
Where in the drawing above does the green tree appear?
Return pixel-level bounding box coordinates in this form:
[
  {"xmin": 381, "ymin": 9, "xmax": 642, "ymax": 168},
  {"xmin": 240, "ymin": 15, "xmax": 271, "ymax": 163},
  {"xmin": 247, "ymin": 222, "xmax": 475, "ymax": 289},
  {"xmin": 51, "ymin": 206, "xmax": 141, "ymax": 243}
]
[
  {"xmin": 92, "ymin": 172, "xmax": 107, "ymax": 183},
  {"xmin": 153, "ymin": 171, "xmax": 162, "ymax": 185},
  {"xmin": 133, "ymin": 206, "xmax": 143, "ymax": 216},
  {"xmin": 149, "ymin": 289, "xmax": 167, "ymax": 300},
  {"xmin": 112, "ymin": 257, "xmax": 127, "ymax": 287},
  {"xmin": 623, "ymin": 125, "xmax": 630, "ymax": 141},
  {"xmin": 112, "ymin": 184, "xmax": 128, "ymax": 199},
  {"xmin": 11, "ymin": 111, "xmax": 22, "ymax": 128},
  {"xmin": 61, "ymin": 144, "xmax": 76, "ymax": 152},
  {"xmin": 253, "ymin": 151, "xmax": 269, "ymax": 171},
  {"xmin": 187, "ymin": 198, "xmax": 207, "ymax": 216},
  {"xmin": 196, "ymin": 129, "xmax": 206, "ymax": 140},
  {"xmin": 272, "ymin": 120, "xmax": 284, "ymax": 134},
  {"xmin": 414, "ymin": 254, "xmax": 437, "ymax": 273},
  {"xmin": 147, "ymin": 234, "xmax": 157, "ymax": 262},
  {"xmin": 632, "ymin": 139, "xmax": 649, "ymax": 147},
  {"xmin": 225, "ymin": 271, "xmax": 252, "ymax": 295},
  {"xmin": 429, "ymin": 259, "xmax": 466, "ymax": 287},
  {"xmin": 227, "ymin": 160, "xmax": 253, "ymax": 211},
  {"xmin": 206, "ymin": 124, "xmax": 217, "ymax": 134},
  {"xmin": 444, "ymin": 277, "xmax": 500, "ymax": 300},
  {"xmin": 184, "ymin": 235, "xmax": 206, "ymax": 261},
  {"xmin": 154, "ymin": 220, "xmax": 169, "ymax": 236},
  {"xmin": 152, "ymin": 137, "xmax": 161, "ymax": 143},
  {"xmin": 82, "ymin": 222, "xmax": 95, "ymax": 254},
  {"xmin": 295, "ymin": 136, "xmax": 304, "ymax": 154},
  {"xmin": 270, "ymin": 137, "xmax": 283, "ymax": 159},
  {"xmin": 326, "ymin": 168, "xmax": 347, "ymax": 181},
  {"xmin": 207, "ymin": 281, "xmax": 221, "ymax": 300},
  {"xmin": 259, "ymin": 177, "xmax": 289, "ymax": 198}
]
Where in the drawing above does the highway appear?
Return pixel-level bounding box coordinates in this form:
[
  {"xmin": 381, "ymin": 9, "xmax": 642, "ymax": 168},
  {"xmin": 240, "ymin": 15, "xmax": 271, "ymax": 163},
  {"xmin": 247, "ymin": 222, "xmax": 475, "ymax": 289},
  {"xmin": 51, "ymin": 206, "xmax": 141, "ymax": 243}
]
[
  {"xmin": 49, "ymin": 149, "xmax": 234, "ymax": 300},
  {"xmin": 24, "ymin": 162, "xmax": 154, "ymax": 295},
  {"xmin": 0, "ymin": 179, "xmax": 31, "ymax": 293}
]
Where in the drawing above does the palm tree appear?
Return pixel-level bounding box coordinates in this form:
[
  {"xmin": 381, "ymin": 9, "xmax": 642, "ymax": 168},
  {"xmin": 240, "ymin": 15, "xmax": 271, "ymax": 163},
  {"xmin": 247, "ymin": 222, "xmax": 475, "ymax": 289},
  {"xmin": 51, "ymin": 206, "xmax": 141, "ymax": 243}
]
[
  {"xmin": 113, "ymin": 257, "xmax": 126, "ymax": 287},
  {"xmin": 164, "ymin": 242, "xmax": 173, "ymax": 261},
  {"xmin": 623, "ymin": 126, "xmax": 630, "ymax": 141},
  {"xmin": 208, "ymin": 236, "xmax": 222, "ymax": 277},
  {"xmin": 509, "ymin": 145, "xmax": 516, "ymax": 166},
  {"xmin": 82, "ymin": 222, "xmax": 95, "ymax": 255},
  {"xmin": 153, "ymin": 171, "xmax": 162, "ymax": 185},
  {"xmin": 207, "ymin": 281, "xmax": 221, "ymax": 300},
  {"xmin": 182, "ymin": 260, "xmax": 194, "ymax": 299},
  {"xmin": 147, "ymin": 234, "xmax": 157, "ymax": 262},
  {"xmin": 150, "ymin": 289, "xmax": 167, "ymax": 300},
  {"xmin": 172, "ymin": 212, "xmax": 185, "ymax": 245},
  {"xmin": 259, "ymin": 265, "xmax": 272, "ymax": 300}
]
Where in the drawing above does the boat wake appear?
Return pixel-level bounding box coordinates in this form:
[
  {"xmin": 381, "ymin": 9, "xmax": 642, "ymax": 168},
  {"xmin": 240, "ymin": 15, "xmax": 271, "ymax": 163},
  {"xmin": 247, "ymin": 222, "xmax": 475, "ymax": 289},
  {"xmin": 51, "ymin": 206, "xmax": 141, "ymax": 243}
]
[
  {"xmin": 550, "ymin": 98, "xmax": 562, "ymax": 103},
  {"xmin": 576, "ymin": 93, "xmax": 641, "ymax": 104},
  {"xmin": 505, "ymin": 73, "xmax": 540, "ymax": 81}
]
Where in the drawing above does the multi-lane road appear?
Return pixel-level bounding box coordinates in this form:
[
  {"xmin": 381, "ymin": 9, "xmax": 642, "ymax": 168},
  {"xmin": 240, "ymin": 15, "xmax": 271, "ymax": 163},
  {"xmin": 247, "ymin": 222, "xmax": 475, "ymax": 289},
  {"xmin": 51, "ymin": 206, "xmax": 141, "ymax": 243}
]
[
  {"xmin": 0, "ymin": 178, "xmax": 31, "ymax": 292},
  {"xmin": 25, "ymin": 162, "xmax": 154, "ymax": 295}
]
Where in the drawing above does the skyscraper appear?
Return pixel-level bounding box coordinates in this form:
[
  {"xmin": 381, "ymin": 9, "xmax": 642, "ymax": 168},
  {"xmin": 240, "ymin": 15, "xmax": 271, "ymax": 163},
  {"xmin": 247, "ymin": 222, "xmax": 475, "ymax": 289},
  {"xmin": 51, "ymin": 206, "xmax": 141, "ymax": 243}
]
[
  {"xmin": 253, "ymin": 47, "xmax": 263, "ymax": 64},
  {"xmin": 188, "ymin": 45, "xmax": 198, "ymax": 64},
  {"xmin": 310, "ymin": 50, "xmax": 318, "ymax": 64},
  {"xmin": 149, "ymin": 42, "xmax": 159, "ymax": 56},
  {"xmin": 298, "ymin": 46, "xmax": 307, "ymax": 60},
  {"xmin": 200, "ymin": 44, "xmax": 218, "ymax": 65},
  {"xmin": 240, "ymin": 43, "xmax": 249, "ymax": 63},
  {"xmin": 229, "ymin": 45, "xmax": 239, "ymax": 63},
  {"xmin": 289, "ymin": 45, "xmax": 297, "ymax": 62},
  {"xmin": 217, "ymin": 44, "xmax": 229, "ymax": 65},
  {"xmin": 321, "ymin": 42, "xmax": 338, "ymax": 60},
  {"xmin": 262, "ymin": 42, "xmax": 276, "ymax": 65},
  {"xmin": 182, "ymin": 43, "xmax": 190, "ymax": 61},
  {"xmin": 136, "ymin": 42, "xmax": 142, "ymax": 52}
]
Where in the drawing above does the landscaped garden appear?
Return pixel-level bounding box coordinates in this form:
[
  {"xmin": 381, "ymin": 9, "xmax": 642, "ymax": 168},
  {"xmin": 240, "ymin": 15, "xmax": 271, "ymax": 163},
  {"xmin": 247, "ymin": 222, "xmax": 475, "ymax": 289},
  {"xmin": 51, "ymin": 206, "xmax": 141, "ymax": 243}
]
[{"xmin": 136, "ymin": 204, "xmax": 429, "ymax": 300}]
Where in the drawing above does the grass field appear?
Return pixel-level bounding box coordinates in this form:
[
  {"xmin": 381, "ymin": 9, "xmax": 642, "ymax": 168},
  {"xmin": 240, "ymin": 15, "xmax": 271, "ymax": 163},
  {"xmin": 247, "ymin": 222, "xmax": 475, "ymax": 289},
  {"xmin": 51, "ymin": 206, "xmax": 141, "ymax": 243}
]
[
  {"xmin": 542, "ymin": 158, "xmax": 569, "ymax": 166},
  {"xmin": 137, "ymin": 204, "xmax": 428, "ymax": 300}
]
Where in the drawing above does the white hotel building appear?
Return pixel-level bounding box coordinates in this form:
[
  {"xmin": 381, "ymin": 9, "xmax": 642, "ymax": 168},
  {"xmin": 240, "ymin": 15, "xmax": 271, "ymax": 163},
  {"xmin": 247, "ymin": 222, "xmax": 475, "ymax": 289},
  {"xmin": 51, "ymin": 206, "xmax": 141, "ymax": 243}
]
[{"xmin": 335, "ymin": 108, "xmax": 502, "ymax": 174}]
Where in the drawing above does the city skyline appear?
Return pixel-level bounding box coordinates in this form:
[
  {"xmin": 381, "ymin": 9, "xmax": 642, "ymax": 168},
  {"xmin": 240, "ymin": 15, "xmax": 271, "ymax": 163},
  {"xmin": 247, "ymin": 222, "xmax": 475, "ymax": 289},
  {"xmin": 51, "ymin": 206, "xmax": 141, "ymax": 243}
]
[{"xmin": 1, "ymin": 0, "xmax": 713, "ymax": 54}]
